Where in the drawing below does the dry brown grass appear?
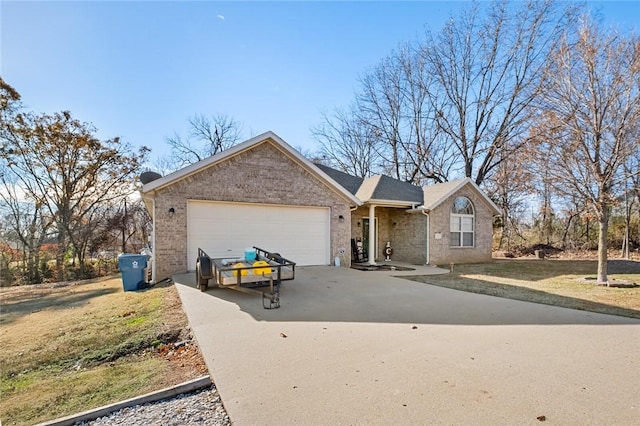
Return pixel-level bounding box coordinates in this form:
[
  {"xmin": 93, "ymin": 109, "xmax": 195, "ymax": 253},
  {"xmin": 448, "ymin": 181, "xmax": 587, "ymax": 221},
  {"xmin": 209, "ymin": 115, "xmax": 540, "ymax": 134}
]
[
  {"xmin": 0, "ymin": 276, "xmax": 207, "ymax": 426},
  {"xmin": 405, "ymin": 258, "xmax": 640, "ymax": 319}
]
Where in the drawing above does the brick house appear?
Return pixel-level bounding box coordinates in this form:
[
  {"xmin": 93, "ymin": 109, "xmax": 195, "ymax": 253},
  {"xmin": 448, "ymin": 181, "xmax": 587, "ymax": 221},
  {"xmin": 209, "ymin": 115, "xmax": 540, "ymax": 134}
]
[{"xmin": 140, "ymin": 131, "xmax": 500, "ymax": 282}]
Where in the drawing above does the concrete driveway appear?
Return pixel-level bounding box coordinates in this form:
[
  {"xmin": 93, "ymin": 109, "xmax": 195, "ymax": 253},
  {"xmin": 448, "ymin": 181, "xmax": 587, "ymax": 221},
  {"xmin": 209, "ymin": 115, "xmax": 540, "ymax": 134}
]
[{"xmin": 174, "ymin": 265, "xmax": 640, "ymax": 425}]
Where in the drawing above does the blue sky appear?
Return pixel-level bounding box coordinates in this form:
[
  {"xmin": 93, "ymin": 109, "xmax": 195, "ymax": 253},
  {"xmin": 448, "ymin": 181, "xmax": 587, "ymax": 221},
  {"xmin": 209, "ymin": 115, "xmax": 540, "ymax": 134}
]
[{"xmin": 2, "ymin": 1, "xmax": 638, "ymax": 167}]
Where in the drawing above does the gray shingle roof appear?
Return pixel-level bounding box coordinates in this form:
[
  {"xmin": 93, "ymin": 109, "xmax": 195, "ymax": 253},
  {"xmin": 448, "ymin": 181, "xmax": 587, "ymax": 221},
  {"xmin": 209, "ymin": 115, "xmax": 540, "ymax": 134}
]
[
  {"xmin": 315, "ymin": 163, "xmax": 423, "ymax": 204},
  {"xmin": 313, "ymin": 163, "xmax": 364, "ymax": 195},
  {"xmin": 312, "ymin": 164, "xmax": 500, "ymax": 214},
  {"xmin": 370, "ymin": 175, "xmax": 424, "ymax": 204}
]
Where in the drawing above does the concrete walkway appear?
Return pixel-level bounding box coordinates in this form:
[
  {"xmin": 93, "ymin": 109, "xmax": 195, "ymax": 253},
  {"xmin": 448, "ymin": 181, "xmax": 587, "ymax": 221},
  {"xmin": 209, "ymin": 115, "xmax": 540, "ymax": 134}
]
[{"xmin": 174, "ymin": 265, "xmax": 640, "ymax": 425}]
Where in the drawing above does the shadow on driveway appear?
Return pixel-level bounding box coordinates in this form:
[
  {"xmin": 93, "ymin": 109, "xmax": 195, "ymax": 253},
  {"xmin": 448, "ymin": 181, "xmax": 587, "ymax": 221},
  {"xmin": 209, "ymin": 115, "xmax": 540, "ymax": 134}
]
[{"xmin": 173, "ymin": 266, "xmax": 639, "ymax": 326}]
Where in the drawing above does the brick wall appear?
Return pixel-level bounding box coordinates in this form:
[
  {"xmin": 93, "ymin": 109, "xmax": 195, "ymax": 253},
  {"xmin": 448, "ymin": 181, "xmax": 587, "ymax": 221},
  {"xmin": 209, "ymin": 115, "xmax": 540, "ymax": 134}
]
[
  {"xmin": 350, "ymin": 207, "xmax": 427, "ymax": 263},
  {"xmin": 147, "ymin": 140, "xmax": 352, "ymax": 280},
  {"xmin": 388, "ymin": 210, "xmax": 428, "ymax": 264},
  {"xmin": 427, "ymin": 187, "xmax": 495, "ymax": 266}
]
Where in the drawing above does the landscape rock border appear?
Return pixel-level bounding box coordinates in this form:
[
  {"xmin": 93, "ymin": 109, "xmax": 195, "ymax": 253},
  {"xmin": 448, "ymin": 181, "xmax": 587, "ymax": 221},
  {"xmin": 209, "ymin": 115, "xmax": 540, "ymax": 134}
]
[{"xmin": 35, "ymin": 376, "xmax": 212, "ymax": 426}]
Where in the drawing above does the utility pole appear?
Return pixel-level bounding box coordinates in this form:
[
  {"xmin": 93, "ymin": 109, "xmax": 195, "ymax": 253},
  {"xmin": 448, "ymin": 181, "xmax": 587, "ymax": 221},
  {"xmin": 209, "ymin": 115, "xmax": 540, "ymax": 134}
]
[
  {"xmin": 122, "ymin": 198, "xmax": 127, "ymax": 254},
  {"xmin": 623, "ymin": 182, "xmax": 630, "ymax": 259}
]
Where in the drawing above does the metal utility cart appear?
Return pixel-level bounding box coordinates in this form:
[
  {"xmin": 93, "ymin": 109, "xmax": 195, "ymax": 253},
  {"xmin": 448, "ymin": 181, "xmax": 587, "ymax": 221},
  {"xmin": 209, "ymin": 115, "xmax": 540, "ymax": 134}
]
[{"xmin": 195, "ymin": 246, "xmax": 296, "ymax": 309}]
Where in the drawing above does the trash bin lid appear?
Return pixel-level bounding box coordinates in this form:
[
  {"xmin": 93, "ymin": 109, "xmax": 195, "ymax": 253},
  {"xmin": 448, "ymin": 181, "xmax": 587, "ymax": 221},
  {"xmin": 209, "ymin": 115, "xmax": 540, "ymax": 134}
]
[{"xmin": 118, "ymin": 253, "xmax": 149, "ymax": 268}]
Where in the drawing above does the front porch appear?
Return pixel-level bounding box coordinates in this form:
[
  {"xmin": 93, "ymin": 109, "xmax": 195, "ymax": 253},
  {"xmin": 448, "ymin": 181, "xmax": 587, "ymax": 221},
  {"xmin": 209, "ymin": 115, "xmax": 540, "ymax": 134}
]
[{"xmin": 350, "ymin": 205, "xmax": 428, "ymax": 265}]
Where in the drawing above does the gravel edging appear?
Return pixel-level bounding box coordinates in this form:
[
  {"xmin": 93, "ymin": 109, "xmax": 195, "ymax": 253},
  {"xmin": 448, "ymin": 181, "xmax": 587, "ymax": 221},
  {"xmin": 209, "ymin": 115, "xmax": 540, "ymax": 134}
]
[
  {"xmin": 75, "ymin": 385, "xmax": 230, "ymax": 426},
  {"xmin": 35, "ymin": 376, "xmax": 227, "ymax": 426}
]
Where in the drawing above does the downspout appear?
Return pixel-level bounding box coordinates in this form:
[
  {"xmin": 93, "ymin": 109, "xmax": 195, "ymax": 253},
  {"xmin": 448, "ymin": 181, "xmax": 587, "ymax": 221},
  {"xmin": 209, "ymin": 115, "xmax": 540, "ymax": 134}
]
[
  {"xmin": 151, "ymin": 197, "xmax": 156, "ymax": 283},
  {"xmin": 368, "ymin": 204, "xmax": 376, "ymax": 265},
  {"xmin": 143, "ymin": 195, "xmax": 157, "ymax": 284},
  {"xmin": 422, "ymin": 209, "xmax": 430, "ymax": 265},
  {"xmin": 345, "ymin": 205, "xmax": 358, "ymax": 267}
]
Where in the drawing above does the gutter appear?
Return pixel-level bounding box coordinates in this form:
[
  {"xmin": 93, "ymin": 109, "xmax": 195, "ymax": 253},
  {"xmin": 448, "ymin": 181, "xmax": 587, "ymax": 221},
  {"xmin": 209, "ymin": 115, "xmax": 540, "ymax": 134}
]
[
  {"xmin": 364, "ymin": 199, "xmax": 421, "ymax": 208},
  {"xmin": 406, "ymin": 205, "xmax": 428, "ymax": 213}
]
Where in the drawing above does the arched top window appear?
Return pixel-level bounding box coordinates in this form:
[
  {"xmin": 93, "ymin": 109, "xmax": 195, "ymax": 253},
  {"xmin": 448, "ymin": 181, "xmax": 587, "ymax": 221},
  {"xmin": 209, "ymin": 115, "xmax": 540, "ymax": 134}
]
[
  {"xmin": 450, "ymin": 197, "xmax": 474, "ymax": 247},
  {"xmin": 451, "ymin": 196, "xmax": 474, "ymax": 215}
]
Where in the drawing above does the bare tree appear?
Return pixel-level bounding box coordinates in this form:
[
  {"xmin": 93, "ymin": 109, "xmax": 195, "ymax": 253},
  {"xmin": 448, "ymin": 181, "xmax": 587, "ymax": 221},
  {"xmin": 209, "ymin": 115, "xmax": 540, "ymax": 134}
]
[
  {"xmin": 312, "ymin": 107, "xmax": 381, "ymax": 178},
  {"xmin": 315, "ymin": 1, "xmax": 577, "ymax": 186},
  {"xmin": 483, "ymin": 148, "xmax": 533, "ymax": 250},
  {"xmin": 420, "ymin": 0, "xmax": 576, "ymax": 185},
  {"xmin": 86, "ymin": 197, "xmax": 151, "ymax": 257},
  {"xmin": 165, "ymin": 113, "xmax": 243, "ymax": 169},
  {"xmin": 557, "ymin": 195, "xmax": 589, "ymax": 249},
  {"xmin": 537, "ymin": 20, "xmax": 640, "ymax": 282},
  {"xmin": 526, "ymin": 112, "xmax": 565, "ymax": 245},
  {"xmin": 397, "ymin": 44, "xmax": 457, "ymax": 184},
  {"xmin": 621, "ymin": 142, "xmax": 640, "ymax": 258},
  {"xmin": 356, "ymin": 51, "xmax": 407, "ymax": 180},
  {"xmin": 356, "ymin": 44, "xmax": 453, "ymax": 184},
  {"xmin": 147, "ymin": 155, "xmax": 177, "ymax": 179},
  {"xmin": 0, "ymin": 166, "xmax": 54, "ymax": 284}
]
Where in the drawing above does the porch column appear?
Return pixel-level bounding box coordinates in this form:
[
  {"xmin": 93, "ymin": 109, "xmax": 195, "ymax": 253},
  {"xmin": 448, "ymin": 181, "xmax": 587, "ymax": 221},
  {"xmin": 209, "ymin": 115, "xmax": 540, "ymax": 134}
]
[{"xmin": 368, "ymin": 204, "xmax": 376, "ymax": 265}]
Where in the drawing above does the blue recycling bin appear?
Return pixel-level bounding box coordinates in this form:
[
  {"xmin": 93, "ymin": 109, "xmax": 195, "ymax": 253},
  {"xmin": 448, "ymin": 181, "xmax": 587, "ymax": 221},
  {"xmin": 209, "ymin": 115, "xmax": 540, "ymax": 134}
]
[{"xmin": 118, "ymin": 254, "xmax": 149, "ymax": 291}]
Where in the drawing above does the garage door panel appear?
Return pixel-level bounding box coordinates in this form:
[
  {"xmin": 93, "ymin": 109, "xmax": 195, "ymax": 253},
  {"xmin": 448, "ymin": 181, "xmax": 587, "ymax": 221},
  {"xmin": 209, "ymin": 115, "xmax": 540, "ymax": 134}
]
[{"xmin": 187, "ymin": 201, "xmax": 330, "ymax": 269}]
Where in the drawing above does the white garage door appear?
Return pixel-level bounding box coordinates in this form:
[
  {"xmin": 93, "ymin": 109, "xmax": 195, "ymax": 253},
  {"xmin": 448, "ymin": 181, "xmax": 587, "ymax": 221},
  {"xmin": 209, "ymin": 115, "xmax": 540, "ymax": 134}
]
[{"xmin": 187, "ymin": 201, "xmax": 330, "ymax": 269}]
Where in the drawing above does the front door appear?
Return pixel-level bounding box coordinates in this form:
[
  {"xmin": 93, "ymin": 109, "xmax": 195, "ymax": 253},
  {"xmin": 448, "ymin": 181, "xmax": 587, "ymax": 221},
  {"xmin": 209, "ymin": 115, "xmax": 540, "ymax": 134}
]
[{"xmin": 362, "ymin": 218, "xmax": 378, "ymax": 261}]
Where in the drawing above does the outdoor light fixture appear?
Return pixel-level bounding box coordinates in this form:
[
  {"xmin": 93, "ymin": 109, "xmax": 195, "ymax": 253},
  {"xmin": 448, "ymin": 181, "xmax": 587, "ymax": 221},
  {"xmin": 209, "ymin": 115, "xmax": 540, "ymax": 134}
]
[
  {"xmin": 168, "ymin": 207, "xmax": 175, "ymax": 215},
  {"xmin": 357, "ymin": 221, "xmax": 361, "ymax": 227},
  {"xmin": 338, "ymin": 215, "xmax": 344, "ymax": 222}
]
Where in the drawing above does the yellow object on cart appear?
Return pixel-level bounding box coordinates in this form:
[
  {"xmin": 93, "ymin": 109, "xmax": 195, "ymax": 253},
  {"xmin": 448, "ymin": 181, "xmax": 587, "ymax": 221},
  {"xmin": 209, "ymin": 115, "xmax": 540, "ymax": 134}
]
[
  {"xmin": 252, "ymin": 260, "xmax": 272, "ymax": 276},
  {"xmin": 232, "ymin": 262, "xmax": 248, "ymax": 276}
]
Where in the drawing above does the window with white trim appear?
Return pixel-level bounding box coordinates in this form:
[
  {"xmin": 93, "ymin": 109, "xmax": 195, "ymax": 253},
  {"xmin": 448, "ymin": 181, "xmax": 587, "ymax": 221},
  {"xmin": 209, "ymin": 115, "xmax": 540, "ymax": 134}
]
[{"xmin": 450, "ymin": 197, "xmax": 474, "ymax": 247}]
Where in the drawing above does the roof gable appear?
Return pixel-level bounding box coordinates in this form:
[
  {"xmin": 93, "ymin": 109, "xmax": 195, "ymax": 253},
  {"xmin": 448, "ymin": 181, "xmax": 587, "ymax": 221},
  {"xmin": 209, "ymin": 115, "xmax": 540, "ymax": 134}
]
[
  {"xmin": 422, "ymin": 178, "xmax": 501, "ymax": 215},
  {"xmin": 141, "ymin": 131, "xmax": 361, "ymax": 206},
  {"xmin": 355, "ymin": 175, "xmax": 381, "ymax": 201}
]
